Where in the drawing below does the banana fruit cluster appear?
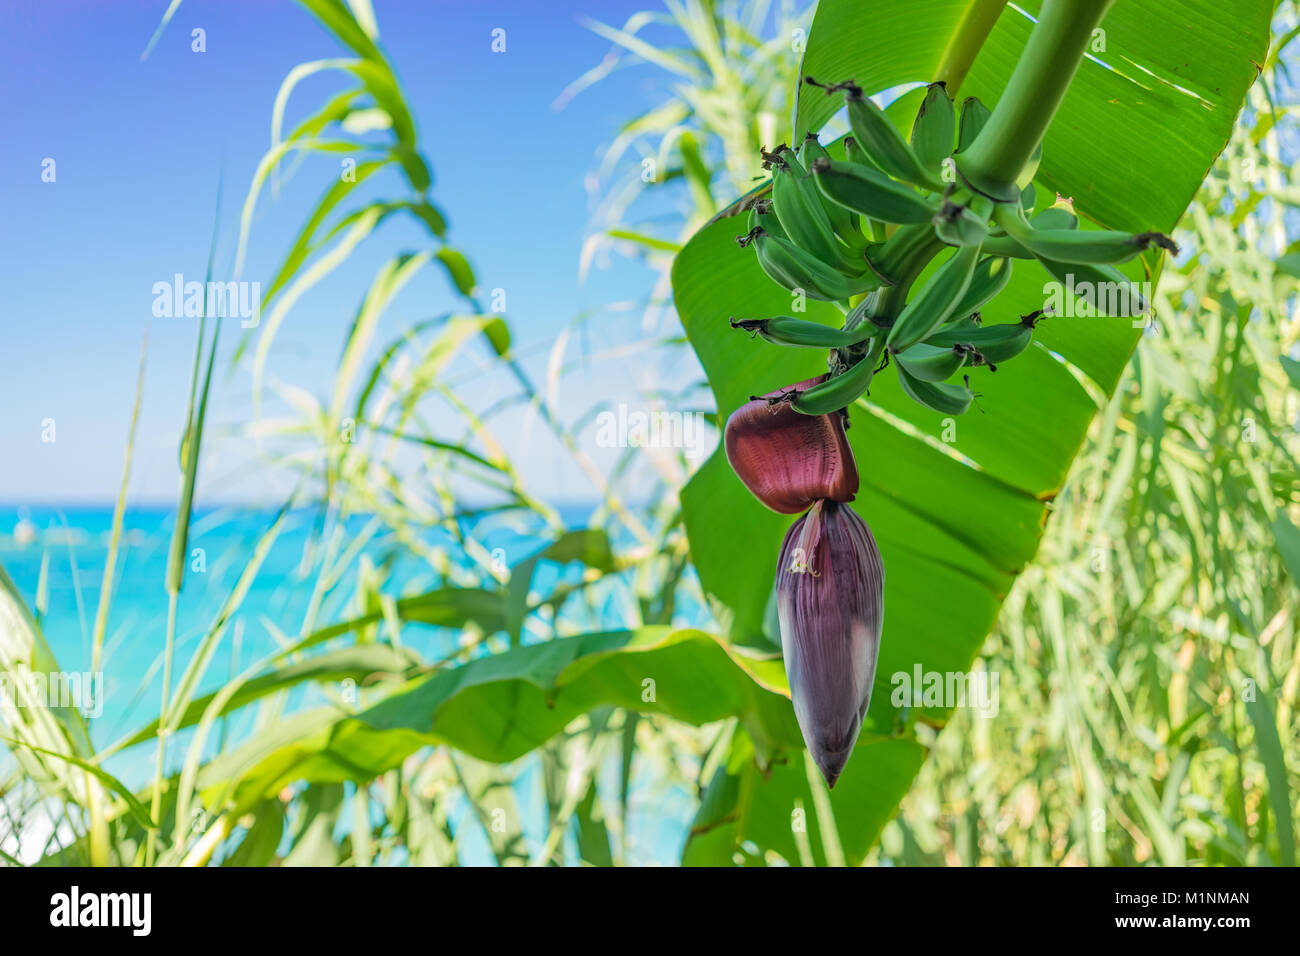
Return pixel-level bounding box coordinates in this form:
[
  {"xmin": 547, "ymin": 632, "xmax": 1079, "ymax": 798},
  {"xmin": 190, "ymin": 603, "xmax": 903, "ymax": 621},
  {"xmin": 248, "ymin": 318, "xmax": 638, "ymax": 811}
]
[{"xmin": 732, "ymin": 78, "xmax": 1178, "ymax": 418}]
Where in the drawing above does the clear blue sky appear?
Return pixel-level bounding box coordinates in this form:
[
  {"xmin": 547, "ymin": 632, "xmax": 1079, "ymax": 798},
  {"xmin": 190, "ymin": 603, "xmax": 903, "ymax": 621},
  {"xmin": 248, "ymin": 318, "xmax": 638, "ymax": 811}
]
[{"xmin": 0, "ymin": 0, "xmax": 716, "ymax": 505}]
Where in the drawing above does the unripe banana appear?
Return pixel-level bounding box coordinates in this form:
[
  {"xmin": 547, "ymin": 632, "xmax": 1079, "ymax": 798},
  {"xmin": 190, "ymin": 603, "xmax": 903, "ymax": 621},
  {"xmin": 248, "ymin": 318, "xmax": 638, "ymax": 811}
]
[
  {"xmin": 925, "ymin": 318, "xmax": 1035, "ymax": 363},
  {"xmin": 806, "ymin": 78, "xmax": 943, "ymax": 191},
  {"xmin": 746, "ymin": 200, "xmax": 786, "ymax": 238},
  {"xmin": 842, "ymin": 140, "xmax": 887, "ymax": 242},
  {"xmin": 897, "ymin": 367, "xmax": 974, "ymax": 415},
  {"xmin": 1020, "ymin": 181, "xmax": 1037, "ymax": 213},
  {"xmin": 948, "ymin": 255, "xmax": 1013, "ymax": 319},
  {"xmin": 1031, "ymin": 206, "xmax": 1078, "ymax": 231},
  {"xmin": 731, "ymin": 316, "xmax": 877, "ymax": 349},
  {"xmin": 994, "ymin": 203, "xmax": 1178, "ymax": 265},
  {"xmin": 798, "ymin": 135, "xmax": 868, "ymax": 250},
  {"xmin": 933, "ymin": 194, "xmax": 992, "ymax": 246},
  {"xmin": 944, "ymin": 311, "xmax": 982, "ymax": 332},
  {"xmin": 789, "ymin": 353, "xmax": 879, "ymax": 414},
  {"xmin": 956, "ymin": 97, "xmax": 991, "ymax": 154},
  {"xmin": 893, "ymin": 342, "xmax": 972, "ymax": 382},
  {"xmin": 885, "ymin": 242, "xmax": 982, "ymax": 352},
  {"xmin": 751, "ymin": 229, "xmax": 882, "ymax": 301},
  {"xmin": 910, "ymin": 81, "xmax": 955, "ymax": 173},
  {"xmin": 769, "ymin": 149, "xmax": 866, "ymax": 276},
  {"xmin": 810, "ymin": 157, "xmax": 940, "ymax": 226},
  {"xmin": 981, "ymin": 234, "xmax": 1035, "ymax": 259},
  {"xmin": 844, "ymin": 135, "xmax": 878, "ymax": 170}
]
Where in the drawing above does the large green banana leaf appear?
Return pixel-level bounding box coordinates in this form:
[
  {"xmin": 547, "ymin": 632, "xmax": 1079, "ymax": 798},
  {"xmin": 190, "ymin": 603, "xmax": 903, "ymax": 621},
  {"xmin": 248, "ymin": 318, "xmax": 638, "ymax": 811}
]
[
  {"xmin": 193, "ymin": 627, "xmax": 794, "ymax": 816},
  {"xmin": 673, "ymin": 0, "xmax": 1271, "ymax": 862},
  {"xmin": 177, "ymin": 624, "xmax": 922, "ymax": 864}
]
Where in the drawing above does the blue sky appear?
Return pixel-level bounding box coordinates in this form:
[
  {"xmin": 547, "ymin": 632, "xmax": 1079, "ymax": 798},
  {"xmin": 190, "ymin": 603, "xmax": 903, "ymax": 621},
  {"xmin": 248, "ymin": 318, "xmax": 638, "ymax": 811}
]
[{"xmin": 0, "ymin": 0, "xmax": 723, "ymax": 505}]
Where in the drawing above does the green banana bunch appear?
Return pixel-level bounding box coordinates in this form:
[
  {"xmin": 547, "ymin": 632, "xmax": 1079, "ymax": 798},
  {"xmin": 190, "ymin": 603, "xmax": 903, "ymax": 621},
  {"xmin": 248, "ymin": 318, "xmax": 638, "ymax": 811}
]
[
  {"xmin": 732, "ymin": 74, "xmax": 1177, "ymax": 419},
  {"xmin": 731, "ymin": 316, "xmax": 877, "ymax": 349}
]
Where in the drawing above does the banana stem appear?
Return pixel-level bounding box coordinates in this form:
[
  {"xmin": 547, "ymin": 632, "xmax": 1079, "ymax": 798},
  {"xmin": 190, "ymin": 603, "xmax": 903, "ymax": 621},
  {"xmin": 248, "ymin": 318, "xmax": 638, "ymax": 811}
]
[
  {"xmin": 958, "ymin": 0, "xmax": 1113, "ymax": 195},
  {"xmin": 935, "ymin": 0, "xmax": 1007, "ymax": 97}
]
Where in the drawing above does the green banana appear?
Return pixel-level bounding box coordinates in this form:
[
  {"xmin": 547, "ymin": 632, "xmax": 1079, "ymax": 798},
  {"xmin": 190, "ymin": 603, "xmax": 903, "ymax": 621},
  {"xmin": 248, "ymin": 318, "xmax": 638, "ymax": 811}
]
[
  {"xmin": 810, "ymin": 157, "xmax": 940, "ymax": 226},
  {"xmin": 842, "ymin": 138, "xmax": 888, "ymax": 240},
  {"xmin": 994, "ymin": 203, "xmax": 1178, "ymax": 265},
  {"xmin": 751, "ymin": 229, "xmax": 881, "ymax": 301},
  {"xmin": 893, "ymin": 342, "xmax": 972, "ymax": 382},
  {"xmin": 925, "ymin": 319, "xmax": 1034, "ymax": 363},
  {"xmin": 1031, "ymin": 206, "xmax": 1078, "ymax": 231},
  {"xmin": 886, "ymin": 242, "xmax": 982, "ymax": 351},
  {"xmin": 956, "ymin": 97, "xmax": 991, "ymax": 154},
  {"xmin": 746, "ymin": 200, "xmax": 786, "ymax": 238},
  {"xmin": 910, "ymin": 82, "xmax": 955, "ymax": 172},
  {"xmin": 769, "ymin": 149, "xmax": 865, "ymax": 276},
  {"xmin": 981, "ymin": 234, "xmax": 1035, "ymax": 259},
  {"xmin": 799, "ymin": 135, "xmax": 870, "ymax": 250},
  {"xmin": 1020, "ymin": 182, "xmax": 1037, "ymax": 213},
  {"xmin": 948, "ymin": 255, "xmax": 1013, "ymax": 319},
  {"xmin": 944, "ymin": 311, "xmax": 982, "ymax": 332},
  {"xmin": 789, "ymin": 351, "xmax": 879, "ymax": 414},
  {"xmin": 806, "ymin": 78, "xmax": 943, "ymax": 190},
  {"xmin": 933, "ymin": 193, "xmax": 992, "ymax": 247},
  {"xmin": 897, "ymin": 366, "xmax": 974, "ymax": 415},
  {"xmin": 844, "ymin": 135, "xmax": 878, "ymax": 170},
  {"xmin": 731, "ymin": 315, "xmax": 876, "ymax": 349}
]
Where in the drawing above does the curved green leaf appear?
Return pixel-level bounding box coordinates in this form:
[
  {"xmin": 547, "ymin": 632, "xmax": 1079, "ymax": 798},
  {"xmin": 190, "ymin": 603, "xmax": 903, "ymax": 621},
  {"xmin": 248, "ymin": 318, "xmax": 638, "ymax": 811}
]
[
  {"xmin": 193, "ymin": 627, "xmax": 795, "ymax": 815},
  {"xmin": 794, "ymin": 0, "xmax": 1271, "ymax": 232}
]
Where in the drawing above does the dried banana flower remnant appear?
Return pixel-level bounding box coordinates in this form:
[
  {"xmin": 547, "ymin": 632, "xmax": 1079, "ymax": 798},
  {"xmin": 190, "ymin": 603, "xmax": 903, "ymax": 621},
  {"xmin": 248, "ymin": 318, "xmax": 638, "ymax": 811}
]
[
  {"xmin": 724, "ymin": 377, "xmax": 858, "ymax": 514},
  {"xmin": 776, "ymin": 499, "xmax": 885, "ymax": 788}
]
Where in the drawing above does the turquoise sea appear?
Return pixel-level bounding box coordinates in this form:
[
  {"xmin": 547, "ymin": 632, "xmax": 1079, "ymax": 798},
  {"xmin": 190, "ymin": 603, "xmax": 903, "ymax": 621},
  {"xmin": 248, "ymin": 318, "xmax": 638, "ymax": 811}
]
[{"xmin": 0, "ymin": 503, "xmax": 703, "ymax": 864}]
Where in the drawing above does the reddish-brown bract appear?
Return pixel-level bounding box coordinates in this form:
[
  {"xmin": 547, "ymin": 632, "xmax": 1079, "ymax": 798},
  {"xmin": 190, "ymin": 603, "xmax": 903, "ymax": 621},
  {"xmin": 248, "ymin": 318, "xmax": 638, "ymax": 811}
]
[
  {"xmin": 723, "ymin": 376, "xmax": 859, "ymax": 514},
  {"xmin": 776, "ymin": 500, "xmax": 885, "ymax": 788}
]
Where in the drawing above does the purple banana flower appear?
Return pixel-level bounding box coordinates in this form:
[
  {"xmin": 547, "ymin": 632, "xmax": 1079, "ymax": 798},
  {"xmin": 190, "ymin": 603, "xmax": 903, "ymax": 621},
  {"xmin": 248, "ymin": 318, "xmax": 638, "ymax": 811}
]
[{"xmin": 776, "ymin": 499, "xmax": 885, "ymax": 787}]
